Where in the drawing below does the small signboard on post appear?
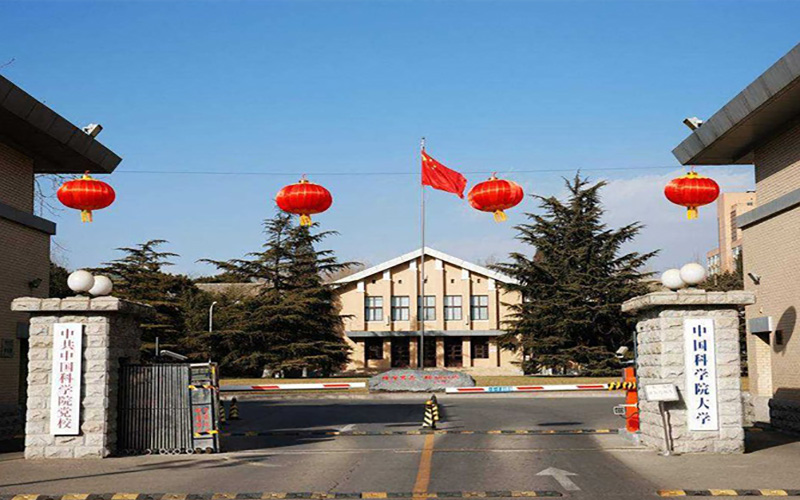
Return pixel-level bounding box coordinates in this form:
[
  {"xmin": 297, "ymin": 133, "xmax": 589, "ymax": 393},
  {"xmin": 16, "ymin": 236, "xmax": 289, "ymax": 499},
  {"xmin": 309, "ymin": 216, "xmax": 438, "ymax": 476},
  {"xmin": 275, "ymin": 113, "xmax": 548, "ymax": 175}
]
[
  {"xmin": 644, "ymin": 383, "xmax": 679, "ymax": 402},
  {"xmin": 50, "ymin": 323, "xmax": 83, "ymax": 435},
  {"xmin": 684, "ymin": 318, "xmax": 719, "ymax": 431}
]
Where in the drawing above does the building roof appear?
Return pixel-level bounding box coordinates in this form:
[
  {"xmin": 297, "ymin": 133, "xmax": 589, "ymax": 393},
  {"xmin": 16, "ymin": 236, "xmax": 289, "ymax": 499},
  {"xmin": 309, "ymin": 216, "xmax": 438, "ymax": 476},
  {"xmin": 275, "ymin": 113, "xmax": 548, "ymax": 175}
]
[
  {"xmin": 332, "ymin": 246, "xmax": 518, "ymax": 286},
  {"xmin": 0, "ymin": 75, "xmax": 122, "ymax": 173},
  {"xmin": 672, "ymin": 43, "xmax": 800, "ymax": 166}
]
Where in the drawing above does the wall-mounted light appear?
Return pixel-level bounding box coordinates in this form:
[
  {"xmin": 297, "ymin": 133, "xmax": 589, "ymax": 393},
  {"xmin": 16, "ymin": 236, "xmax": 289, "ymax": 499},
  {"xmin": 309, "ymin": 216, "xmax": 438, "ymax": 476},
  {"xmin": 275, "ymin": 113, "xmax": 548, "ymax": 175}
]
[
  {"xmin": 27, "ymin": 278, "xmax": 42, "ymax": 290},
  {"xmin": 748, "ymin": 272, "xmax": 761, "ymax": 285}
]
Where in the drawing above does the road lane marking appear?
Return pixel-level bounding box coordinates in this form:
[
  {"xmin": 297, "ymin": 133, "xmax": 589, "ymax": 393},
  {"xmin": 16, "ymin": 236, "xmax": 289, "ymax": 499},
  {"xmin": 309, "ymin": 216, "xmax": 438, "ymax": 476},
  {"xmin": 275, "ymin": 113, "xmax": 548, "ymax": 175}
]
[
  {"xmin": 535, "ymin": 468, "xmax": 579, "ymax": 492},
  {"xmin": 412, "ymin": 434, "xmax": 436, "ymax": 499}
]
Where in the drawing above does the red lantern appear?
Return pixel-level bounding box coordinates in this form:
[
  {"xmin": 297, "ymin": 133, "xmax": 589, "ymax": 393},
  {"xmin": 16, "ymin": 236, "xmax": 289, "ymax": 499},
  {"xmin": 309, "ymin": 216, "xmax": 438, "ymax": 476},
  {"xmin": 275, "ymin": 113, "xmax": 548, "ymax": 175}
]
[
  {"xmin": 467, "ymin": 173, "xmax": 524, "ymax": 222},
  {"xmin": 57, "ymin": 171, "xmax": 116, "ymax": 223},
  {"xmin": 664, "ymin": 171, "xmax": 720, "ymax": 220},
  {"xmin": 276, "ymin": 176, "xmax": 333, "ymax": 226}
]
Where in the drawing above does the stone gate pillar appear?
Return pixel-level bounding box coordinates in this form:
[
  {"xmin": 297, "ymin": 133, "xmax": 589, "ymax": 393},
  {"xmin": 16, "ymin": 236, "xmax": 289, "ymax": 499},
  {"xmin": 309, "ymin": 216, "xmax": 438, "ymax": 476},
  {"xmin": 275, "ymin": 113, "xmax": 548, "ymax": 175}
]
[
  {"xmin": 11, "ymin": 296, "xmax": 152, "ymax": 458},
  {"xmin": 622, "ymin": 289, "xmax": 754, "ymax": 454}
]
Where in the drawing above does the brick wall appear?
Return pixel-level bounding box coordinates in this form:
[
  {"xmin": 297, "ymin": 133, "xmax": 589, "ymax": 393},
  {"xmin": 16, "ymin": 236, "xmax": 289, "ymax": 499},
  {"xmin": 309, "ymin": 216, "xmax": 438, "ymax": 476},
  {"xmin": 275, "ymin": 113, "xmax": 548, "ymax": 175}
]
[
  {"xmin": 744, "ymin": 121, "xmax": 800, "ymax": 403},
  {"xmin": 0, "ymin": 141, "xmax": 50, "ymax": 409},
  {"xmin": 753, "ymin": 121, "xmax": 800, "ymax": 204},
  {"xmin": 0, "ymin": 142, "xmax": 34, "ymax": 211}
]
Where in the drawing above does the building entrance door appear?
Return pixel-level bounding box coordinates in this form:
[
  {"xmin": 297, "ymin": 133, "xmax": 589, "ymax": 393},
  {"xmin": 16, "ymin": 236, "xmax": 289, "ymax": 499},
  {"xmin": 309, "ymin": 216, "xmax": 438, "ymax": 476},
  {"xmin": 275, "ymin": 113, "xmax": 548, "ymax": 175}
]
[
  {"xmin": 391, "ymin": 338, "xmax": 410, "ymax": 368},
  {"xmin": 444, "ymin": 337, "xmax": 463, "ymax": 368},
  {"xmin": 422, "ymin": 337, "xmax": 437, "ymax": 367}
]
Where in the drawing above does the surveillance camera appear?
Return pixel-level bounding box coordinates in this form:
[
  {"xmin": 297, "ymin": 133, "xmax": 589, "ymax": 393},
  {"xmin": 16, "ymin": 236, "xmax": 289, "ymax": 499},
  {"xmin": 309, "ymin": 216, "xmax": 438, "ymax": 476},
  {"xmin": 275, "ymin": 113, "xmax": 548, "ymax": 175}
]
[
  {"xmin": 748, "ymin": 272, "xmax": 761, "ymax": 285},
  {"xmin": 616, "ymin": 346, "xmax": 629, "ymax": 356},
  {"xmin": 683, "ymin": 117, "xmax": 704, "ymax": 131},
  {"xmin": 82, "ymin": 123, "xmax": 103, "ymax": 137}
]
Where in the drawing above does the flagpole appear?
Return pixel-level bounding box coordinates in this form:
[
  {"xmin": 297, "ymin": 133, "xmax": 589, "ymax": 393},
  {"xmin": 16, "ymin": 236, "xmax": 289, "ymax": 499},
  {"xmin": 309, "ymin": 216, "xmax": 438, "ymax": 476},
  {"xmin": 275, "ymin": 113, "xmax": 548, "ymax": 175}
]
[{"xmin": 420, "ymin": 137, "xmax": 426, "ymax": 369}]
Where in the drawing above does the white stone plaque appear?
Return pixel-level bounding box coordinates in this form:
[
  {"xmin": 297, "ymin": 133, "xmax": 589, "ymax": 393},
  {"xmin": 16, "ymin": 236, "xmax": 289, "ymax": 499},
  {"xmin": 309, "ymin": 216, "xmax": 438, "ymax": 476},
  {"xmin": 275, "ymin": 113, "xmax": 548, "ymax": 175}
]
[
  {"xmin": 684, "ymin": 318, "xmax": 718, "ymax": 431},
  {"xmin": 644, "ymin": 383, "xmax": 679, "ymax": 402},
  {"xmin": 50, "ymin": 323, "xmax": 83, "ymax": 435}
]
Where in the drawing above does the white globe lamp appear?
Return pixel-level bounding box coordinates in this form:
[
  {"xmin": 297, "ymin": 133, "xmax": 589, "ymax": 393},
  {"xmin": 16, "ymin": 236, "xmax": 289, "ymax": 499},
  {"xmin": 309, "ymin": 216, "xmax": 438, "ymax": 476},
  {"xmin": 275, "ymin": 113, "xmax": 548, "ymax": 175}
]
[
  {"xmin": 661, "ymin": 269, "xmax": 685, "ymax": 291},
  {"xmin": 680, "ymin": 262, "xmax": 707, "ymax": 287},
  {"xmin": 67, "ymin": 270, "xmax": 95, "ymax": 294},
  {"xmin": 88, "ymin": 275, "xmax": 113, "ymax": 296}
]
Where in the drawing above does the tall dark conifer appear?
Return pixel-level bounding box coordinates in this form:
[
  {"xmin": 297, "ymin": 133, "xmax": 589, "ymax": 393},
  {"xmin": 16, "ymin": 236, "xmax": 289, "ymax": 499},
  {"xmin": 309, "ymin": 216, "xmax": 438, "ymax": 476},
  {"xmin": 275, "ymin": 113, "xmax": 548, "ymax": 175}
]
[
  {"xmin": 94, "ymin": 240, "xmax": 200, "ymax": 354},
  {"xmin": 493, "ymin": 174, "xmax": 657, "ymax": 375},
  {"xmin": 197, "ymin": 211, "xmax": 354, "ymax": 376}
]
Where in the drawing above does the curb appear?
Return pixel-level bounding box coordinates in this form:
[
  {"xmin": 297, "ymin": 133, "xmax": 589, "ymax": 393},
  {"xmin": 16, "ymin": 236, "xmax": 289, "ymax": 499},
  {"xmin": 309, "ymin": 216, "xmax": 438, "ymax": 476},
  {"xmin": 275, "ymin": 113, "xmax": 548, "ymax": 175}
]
[
  {"xmin": 659, "ymin": 490, "xmax": 800, "ymax": 497},
  {"xmin": 0, "ymin": 492, "xmax": 563, "ymax": 500},
  {"xmin": 221, "ymin": 429, "xmax": 618, "ymax": 437}
]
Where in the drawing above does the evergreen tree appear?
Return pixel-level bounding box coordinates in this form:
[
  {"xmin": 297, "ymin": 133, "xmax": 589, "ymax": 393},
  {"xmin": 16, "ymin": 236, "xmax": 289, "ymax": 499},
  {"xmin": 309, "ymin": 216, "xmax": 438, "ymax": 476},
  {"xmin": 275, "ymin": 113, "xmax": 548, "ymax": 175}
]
[
  {"xmin": 700, "ymin": 253, "xmax": 747, "ymax": 374},
  {"xmin": 196, "ymin": 211, "xmax": 354, "ymax": 376},
  {"xmin": 49, "ymin": 261, "xmax": 71, "ymax": 298},
  {"xmin": 94, "ymin": 240, "xmax": 201, "ymax": 354},
  {"xmin": 493, "ymin": 174, "xmax": 658, "ymax": 375},
  {"xmin": 701, "ymin": 254, "xmax": 743, "ymax": 292}
]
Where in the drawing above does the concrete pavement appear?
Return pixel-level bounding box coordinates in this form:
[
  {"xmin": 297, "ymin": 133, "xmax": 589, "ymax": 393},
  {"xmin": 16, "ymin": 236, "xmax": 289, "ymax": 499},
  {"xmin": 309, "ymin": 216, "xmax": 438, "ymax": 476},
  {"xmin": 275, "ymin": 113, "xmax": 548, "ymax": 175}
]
[{"xmin": 1, "ymin": 396, "xmax": 800, "ymax": 498}]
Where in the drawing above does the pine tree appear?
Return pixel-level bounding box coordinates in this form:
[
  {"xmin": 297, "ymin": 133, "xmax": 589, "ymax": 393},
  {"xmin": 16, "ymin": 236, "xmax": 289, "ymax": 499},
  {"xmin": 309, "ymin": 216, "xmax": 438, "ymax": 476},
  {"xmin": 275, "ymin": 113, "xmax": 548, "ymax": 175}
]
[
  {"xmin": 196, "ymin": 211, "xmax": 354, "ymax": 377},
  {"xmin": 49, "ymin": 261, "xmax": 71, "ymax": 298},
  {"xmin": 94, "ymin": 240, "xmax": 200, "ymax": 354},
  {"xmin": 700, "ymin": 253, "xmax": 747, "ymax": 374},
  {"xmin": 493, "ymin": 174, "xmax": 658, "ymax": 375}
]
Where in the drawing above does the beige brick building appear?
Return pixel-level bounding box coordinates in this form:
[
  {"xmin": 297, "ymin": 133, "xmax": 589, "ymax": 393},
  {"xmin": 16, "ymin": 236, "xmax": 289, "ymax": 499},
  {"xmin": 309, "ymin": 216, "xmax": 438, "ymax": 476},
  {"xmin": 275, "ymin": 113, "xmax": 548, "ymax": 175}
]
[
  {"xmin": 0, "ymin": 75, "xmax": 121, "ymax": 429},
  {"xmin": 672, "ymin": 43, "xmax": 800, "ymax": 429},
  {"xmin": 706, "ymin": 192, "xmax": 756, "ymax": 275},
  {"xmin": 333, "ymin": 247, "xmax": 523, "ymax": 375}
]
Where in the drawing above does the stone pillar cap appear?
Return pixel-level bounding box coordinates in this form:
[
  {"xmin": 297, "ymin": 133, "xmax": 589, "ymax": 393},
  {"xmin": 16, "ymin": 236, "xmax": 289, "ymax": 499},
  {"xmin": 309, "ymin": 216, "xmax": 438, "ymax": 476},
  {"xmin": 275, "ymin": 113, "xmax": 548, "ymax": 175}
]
[
  {"xmin": 621, "ymin": 289, "xmax": 755, "ymax": 313},
  {"xmin": 11, "ymin": 296, "xmax": 155, "ymax": 317}
]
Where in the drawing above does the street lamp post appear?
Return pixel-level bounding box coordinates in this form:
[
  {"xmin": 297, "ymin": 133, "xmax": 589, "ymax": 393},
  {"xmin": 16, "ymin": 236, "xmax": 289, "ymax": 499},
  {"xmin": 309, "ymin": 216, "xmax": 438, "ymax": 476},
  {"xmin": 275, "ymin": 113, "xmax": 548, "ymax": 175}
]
[{"xmin": 208, "ymin": 301, "xmax": 218, "ymax": 332}]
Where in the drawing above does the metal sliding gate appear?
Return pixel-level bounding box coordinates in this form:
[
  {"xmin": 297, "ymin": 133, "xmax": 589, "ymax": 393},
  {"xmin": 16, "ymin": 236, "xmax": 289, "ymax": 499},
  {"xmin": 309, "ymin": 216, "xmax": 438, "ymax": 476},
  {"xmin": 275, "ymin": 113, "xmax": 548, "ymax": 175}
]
[{"xmin": 118, "ymin": 363, "xmax": 220, "ymax": 455}]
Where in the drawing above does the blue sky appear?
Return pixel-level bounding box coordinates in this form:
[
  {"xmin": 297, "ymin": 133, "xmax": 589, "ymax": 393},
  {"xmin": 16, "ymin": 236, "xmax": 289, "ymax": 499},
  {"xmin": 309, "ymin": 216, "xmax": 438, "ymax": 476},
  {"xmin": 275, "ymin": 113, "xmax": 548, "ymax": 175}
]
[{"xmin": 2, "ymin": 1, "xmax": 797, "ymax": 276}]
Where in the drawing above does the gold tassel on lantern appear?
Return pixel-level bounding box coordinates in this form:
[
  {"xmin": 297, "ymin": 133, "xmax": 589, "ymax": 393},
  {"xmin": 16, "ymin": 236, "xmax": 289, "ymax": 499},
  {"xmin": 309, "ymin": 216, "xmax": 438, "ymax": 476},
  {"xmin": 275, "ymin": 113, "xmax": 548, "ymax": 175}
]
[
  {"xmin": 493, "ymin": 210, "xmax": 507, "ymax": 222},
  {"xmin": 300, "ymin": 214, "xmax": 312, "ymax": 226},
  {"xmin": 81, "ymin": 210, "xmax": 93, "ymax": 223},
  {"xmin": 686, "ymin": 207, "xmax": 698, "ymax": 220}
]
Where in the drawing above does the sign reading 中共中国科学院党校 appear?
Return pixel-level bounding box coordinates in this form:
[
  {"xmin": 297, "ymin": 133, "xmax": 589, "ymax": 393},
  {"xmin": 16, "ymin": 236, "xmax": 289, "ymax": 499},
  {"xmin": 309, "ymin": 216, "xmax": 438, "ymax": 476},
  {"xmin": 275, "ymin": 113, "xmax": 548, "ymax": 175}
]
[
  {"xmin": 684, "ymin": 318, "xmax": 718, "ymax": 431},
  {"xmin": 50, "ymin": 323, "xmax": 82, "ymax": 435}
]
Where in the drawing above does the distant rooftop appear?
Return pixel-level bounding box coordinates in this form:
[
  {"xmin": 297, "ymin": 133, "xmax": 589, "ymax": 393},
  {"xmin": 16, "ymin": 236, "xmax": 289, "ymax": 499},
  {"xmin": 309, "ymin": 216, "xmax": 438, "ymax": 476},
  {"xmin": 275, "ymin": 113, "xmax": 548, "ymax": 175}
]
[
  {"xmin": 0, "ymin": 75, "xmax": 121, "ymax": 174},
  {"xmin": 672, "ymin": 43, "xmax": 800, "ymax": 166}
]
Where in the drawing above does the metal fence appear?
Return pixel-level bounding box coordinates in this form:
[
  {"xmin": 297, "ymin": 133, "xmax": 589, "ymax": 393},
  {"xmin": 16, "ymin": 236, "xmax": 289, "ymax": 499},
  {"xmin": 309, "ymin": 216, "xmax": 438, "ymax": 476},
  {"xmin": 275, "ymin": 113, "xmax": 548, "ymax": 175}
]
[{"xmin": 117, "ymin": 364, "xmax": 193, "ymax": 454}]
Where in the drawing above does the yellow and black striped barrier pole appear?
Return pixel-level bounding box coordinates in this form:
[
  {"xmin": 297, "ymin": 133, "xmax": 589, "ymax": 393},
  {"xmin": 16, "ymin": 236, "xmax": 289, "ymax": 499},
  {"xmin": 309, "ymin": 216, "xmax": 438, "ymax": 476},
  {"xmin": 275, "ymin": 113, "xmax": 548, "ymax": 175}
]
[
  {"xmin": 229, "ymin": 397, "xmax": 240, "ymax": 420},
  {"xmin": 608, "ymin": 381, "xmax": 637, "ymax": 391},
  {"xmin": 422, "ymin": 399, "xmax": 436, "ymax": 429},
  {"xmin": 431, "ymin": 395, "xmax": 441, "ymax": 423}
]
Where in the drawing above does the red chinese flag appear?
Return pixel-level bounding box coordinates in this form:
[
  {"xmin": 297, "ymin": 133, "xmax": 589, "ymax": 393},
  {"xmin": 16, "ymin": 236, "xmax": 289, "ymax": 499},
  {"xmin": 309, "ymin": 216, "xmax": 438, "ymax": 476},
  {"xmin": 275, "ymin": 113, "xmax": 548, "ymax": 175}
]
[{"xmin": 421, "ymin": 151, "xmax": 468, "ymax": 198}]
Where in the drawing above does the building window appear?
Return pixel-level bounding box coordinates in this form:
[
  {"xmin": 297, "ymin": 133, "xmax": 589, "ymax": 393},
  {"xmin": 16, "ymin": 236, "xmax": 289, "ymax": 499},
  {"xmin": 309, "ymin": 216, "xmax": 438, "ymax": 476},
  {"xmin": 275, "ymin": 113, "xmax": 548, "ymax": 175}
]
[
  {"xmin": 365, "ymin": 338, "xmax": 383, "ymax": 360},
  {"xmin": 471, "ymin": 337, "xmax": 490, "ymax": 359},
  {"xmin": 418, "ymin": 295, "xmax": 436, "ymax": 321},
  {"xmin": 444, "ymin": 295, "xmax": 462, "ymax": 320},
  {"xmin": 391, "ymin": 296, "xmax": 410, "ymax": 321},
  {"xmin": 470, "ymin": 295, "xmax": 489, "ymax": 320},
  {"xmin": 730, "ymin": 209, "xmax": 739, "ymax": 242},
  {"xmin": 365, "ymin": 296, "xmax": 383, "ymax": 321}
]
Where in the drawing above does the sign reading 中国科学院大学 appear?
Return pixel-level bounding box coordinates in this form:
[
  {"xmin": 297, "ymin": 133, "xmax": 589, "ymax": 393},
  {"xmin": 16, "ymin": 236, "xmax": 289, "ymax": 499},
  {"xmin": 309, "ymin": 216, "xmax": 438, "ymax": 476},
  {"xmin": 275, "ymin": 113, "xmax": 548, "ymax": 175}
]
[
  {"xmin": 684, "ymin": 318, "xmax": 719, "ymax": 431},
  {"xmin": 50, "ymin": 323, "xmax": 82, "ymax": 435}
]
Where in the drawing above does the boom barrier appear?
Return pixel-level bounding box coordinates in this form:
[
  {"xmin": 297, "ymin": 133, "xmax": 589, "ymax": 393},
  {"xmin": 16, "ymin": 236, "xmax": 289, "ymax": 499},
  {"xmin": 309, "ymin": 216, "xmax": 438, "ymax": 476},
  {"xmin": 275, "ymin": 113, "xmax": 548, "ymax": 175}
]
[{"xmin": 220, "ymin": 382, "xmax": 367, "ymax": 392}]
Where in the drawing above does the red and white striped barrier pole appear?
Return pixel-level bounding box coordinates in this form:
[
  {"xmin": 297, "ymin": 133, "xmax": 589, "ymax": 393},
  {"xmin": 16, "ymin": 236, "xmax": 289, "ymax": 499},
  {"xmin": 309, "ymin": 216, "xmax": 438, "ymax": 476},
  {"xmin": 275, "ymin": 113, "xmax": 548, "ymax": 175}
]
[
  {"xmin": 445, "ymin": 383, "xmax": 609, "ymax": 394},
  {"xmin": 221, "ymin": 382, "xmax": 366, "ymax": 392}
]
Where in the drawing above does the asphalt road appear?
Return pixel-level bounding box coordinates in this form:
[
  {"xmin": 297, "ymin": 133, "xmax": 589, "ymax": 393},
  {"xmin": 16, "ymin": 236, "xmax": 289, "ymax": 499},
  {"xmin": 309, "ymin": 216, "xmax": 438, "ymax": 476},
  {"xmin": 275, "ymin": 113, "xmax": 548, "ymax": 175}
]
[{"xmin": 2, "ymin": 395, "xmax": 800, "ymax": 499}]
